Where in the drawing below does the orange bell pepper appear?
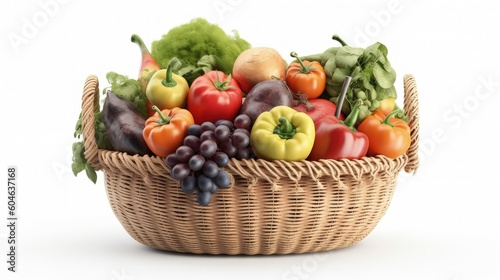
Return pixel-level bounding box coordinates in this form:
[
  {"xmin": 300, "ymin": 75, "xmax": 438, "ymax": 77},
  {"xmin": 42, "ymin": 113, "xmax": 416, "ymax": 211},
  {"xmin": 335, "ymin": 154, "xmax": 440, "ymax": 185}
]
[
  {"xmin": 143, "ymin": 106, "xmax": 194, "ymax": 157},
  {"xmin": 357, "ymin": 109, "xmax": 411, "ymax": 159},
  {"xmin": 286, "ymin": 52, "xmax": 326, "ymax": 99}
]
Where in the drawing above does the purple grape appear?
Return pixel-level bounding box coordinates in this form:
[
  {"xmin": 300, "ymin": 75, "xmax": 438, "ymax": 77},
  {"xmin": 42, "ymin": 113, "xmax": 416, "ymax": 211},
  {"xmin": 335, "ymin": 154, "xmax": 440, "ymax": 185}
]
[
  {"xmin": 200, "ymin": 122, "xmax": 216, "ymax": 133},
  {"xmin": 197, "ymin": 190, "xmax": 212, "ymax": 206},
  {"xmin": 197, "ymin": 174, "xmax": 214, "ymax": 192},
  {"xmin": 214, "ymin": 170, "xmax": 230, "ymax": 189},
  {"xmin": 231, "ymin": 131, "xmax": 250, "ymax": 149},
  {"xmin": 170, "ymin": 163, "xmax": 190, "ymax": 180},
  {"xmin": 235, "ymin": 147, "xmax": 251, "ymax": 160},
  {"xmin": 188, "ymin": 154, "xmax": 205, "ymax": 172},
  {"xmin": 165, "ymin": 153, "xmax": 179, "ymax": 168},
  {"xmin": 175, "ymin": 145, "xmax": 194, "ymax": 162},
  {"xmin": 234, "ymin": 128, "xmax": 250, "ymax": 137},
  {"xmin": 180, "ymin": 176, "xmax": 196, "ymax": 194},
  {"xmin": 214, "ymin": 125, "xmax": 231, "ymax": 142},
  {"xmin": 187, "ymin": 124, "xmax": 201, "ymax": 137},
  {"xmin": 200, "ymin": 140, "xmax": 218, "ymax": 158},
  {"xmin": 220, "ymin": 139, "xmax": 237, "ymax": 158},
  {"xmin": 212, "ymin": 152, "xmax": 229, "ymax": 167},
  {"xmin": 183, "ymin": 135, "xmax": 201, "ymax": 153},
  {"xmin": 215, "ymin": 120, "xmax": 234, "ymax": 130},
  {"xmin": 200, "ymin": 130, "xmax": 216, "ymax": 142},
  {"xmin": 234, "ymin": 114, "xmax": 251, "ymax": 130},
  {"xmin": 209, "ymin": 181, "xmax": 218, "ymax": 194},
  {"xmin": 202, "ymin": 160, "xmax": 219, "ymax": 178}
]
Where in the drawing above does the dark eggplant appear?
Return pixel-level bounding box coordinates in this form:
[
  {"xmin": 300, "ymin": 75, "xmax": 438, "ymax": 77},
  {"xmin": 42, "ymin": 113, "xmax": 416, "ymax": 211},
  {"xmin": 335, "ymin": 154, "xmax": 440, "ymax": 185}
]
[
  {"xmin": 239, "ymin": 78, "xmax": 293, "ymax": 124},
  {"xmin": 102, "ymin": 91, "xmax": 152, "ymax": 156}
]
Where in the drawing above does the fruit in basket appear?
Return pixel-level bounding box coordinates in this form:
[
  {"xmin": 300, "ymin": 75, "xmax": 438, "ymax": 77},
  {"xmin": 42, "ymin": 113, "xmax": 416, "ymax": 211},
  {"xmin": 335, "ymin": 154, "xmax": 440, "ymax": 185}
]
[
  {"xmin": 357, "ymin": 108, "xmax": 411, "ymax": 159},
  {"xmin": 102, "ymin": 91, "xmax": 152, "ymax": 156},
  {"xmin": 239, "ymin": 78, "xmax": 294, "ymax": 125},
  {"xmin": 250, "ymin": 106, "xmax": 315, "ymax": 161},
  {"xmin": 232, "ymin": 47, "xmax": 287, "ymax": 93},
  {"xmin": 143, "ymin": 106, "xmax": 194, "ymax": 157},
  {"xmin": 146, "ymin": 58, "xmax": 189, "ymax": 110},
  {"xmin": 307, "ymin": 100, "xmax": 368, "ymax": 161},
  {"xmin": 187, "ymin": 70, "xmax": 243, "ymax": 124},
  {"xmin": 166, "ymin": 114, "xmax": 253, "ymax": 206},
  {"xmin": 286, "ymin": 51, "xmax": 326, "ymax": 99}
]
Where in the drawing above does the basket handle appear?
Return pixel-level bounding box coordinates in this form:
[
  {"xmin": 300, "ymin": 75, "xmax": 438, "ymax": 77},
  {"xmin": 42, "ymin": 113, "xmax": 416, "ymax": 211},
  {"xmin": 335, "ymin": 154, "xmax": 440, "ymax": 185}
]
[
  {"xmin": 81, "ymin": 75, "xmax": 103, "ymax": 171},
  {"xmin": 403, "ymin": 74, "xmax": 419, "ymax": 174}
]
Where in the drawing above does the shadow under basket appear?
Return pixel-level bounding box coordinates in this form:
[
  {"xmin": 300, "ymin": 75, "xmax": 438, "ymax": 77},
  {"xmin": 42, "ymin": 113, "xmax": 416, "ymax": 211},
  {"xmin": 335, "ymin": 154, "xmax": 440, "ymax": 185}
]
[{"xmin": 80, "ymin": 74, "xmax": 420, "ymax": 255}]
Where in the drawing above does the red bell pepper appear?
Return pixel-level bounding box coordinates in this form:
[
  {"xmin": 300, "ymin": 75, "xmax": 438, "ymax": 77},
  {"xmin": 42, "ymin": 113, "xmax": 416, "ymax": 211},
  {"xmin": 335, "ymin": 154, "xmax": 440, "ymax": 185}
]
[{"xmin": 307, "ymin": 101, "xmax": 369, "ymax": 161}]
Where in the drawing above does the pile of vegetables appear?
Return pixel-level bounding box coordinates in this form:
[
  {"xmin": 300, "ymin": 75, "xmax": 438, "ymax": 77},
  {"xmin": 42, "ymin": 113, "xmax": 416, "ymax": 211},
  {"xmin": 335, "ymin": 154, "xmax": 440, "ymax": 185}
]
[{"xmin": 72, "ymin": 18, "xmax": 411, "ymax": 205}]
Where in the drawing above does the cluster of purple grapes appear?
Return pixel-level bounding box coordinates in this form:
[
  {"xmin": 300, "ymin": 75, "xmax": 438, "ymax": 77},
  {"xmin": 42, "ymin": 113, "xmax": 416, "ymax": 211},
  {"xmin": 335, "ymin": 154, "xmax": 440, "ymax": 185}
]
[{"xmin": 165, "ymin": 114, "xmax": 253, "ymax": 206}]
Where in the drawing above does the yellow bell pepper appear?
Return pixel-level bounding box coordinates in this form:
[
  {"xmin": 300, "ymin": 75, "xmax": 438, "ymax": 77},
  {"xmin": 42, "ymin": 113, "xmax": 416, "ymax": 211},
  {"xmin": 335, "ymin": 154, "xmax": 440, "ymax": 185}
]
[
  {"xmin": 250, "ymin": 106, "xmax": 315, "ymax": 161},
  {"xmin": 146, "ymin": 57, "xmax": 189, "ymax": 110}
]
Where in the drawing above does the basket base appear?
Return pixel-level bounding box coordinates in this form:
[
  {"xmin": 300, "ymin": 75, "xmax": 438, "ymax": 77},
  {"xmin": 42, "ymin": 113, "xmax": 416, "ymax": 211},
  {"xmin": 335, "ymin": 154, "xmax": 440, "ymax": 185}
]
[{"xmin": 104, "ymin": 168, "xmax": 398, "ymax": 255}]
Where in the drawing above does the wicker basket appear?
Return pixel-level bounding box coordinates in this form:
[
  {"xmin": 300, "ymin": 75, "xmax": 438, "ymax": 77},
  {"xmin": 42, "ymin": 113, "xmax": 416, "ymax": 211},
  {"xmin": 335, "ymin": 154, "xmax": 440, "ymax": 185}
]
[{"xmin": 81, "ymin": 74, "xmax": 419, "ymax": 255}]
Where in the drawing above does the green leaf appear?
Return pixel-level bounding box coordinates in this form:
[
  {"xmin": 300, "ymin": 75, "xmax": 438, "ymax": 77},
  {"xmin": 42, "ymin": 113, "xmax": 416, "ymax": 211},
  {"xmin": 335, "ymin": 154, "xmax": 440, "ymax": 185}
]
[
  {"xmin": 72, "ymin": 142, "xmax": 86, "ymax": 165},
  {"xmin": 331, "ymin": 67, "xmax": 350, "ymax": 84},
  {"xmin": 376, "ymin": 85, "xmax": 397, "ymax": 100},
  {"xmin": 373, "ymin": 63, "xmax": 396, "ymax": 89},
  {"xmin": 361, "ymin": 43, "xmax": 381, "ymax": 64},
  {"xmin": 71, "ymin": 162, "xmax": 85, "ymax": 176},
  {"xmin": 377, "ymin": 42, "xmax": 389, "ymax": 57},
  {"xmin": 335, "ymin": 46, "xmax": 363, "ymax": 69},
  {"xmin": 85, "ymin": 163, "xmax": 97, "ymax": 184},
  {"xmin": 74, "ymin": 112, "xmax": 82, "ymax": 138},
  {"xmin": 197, "ymin": 54, "xmax": 221, "ymax": 73},
  {"xmin": 105, "ymin": 71, "xmax": 142, "ymax": 102},
  {"xmin": 361, "ymin": 75, "xmax": 375, "ymax": 92},
  {"xmin": 370, "ymin": 99, "xmax": 380, "ymax": 111},
  {"xmin": 71, "ymin": 141, "xmax": 87, "ymax": 176}
]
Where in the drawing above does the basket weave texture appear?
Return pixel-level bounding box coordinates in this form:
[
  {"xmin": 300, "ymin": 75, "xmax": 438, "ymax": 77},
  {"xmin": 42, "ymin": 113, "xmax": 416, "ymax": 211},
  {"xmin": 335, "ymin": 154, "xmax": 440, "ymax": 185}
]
[{"xmin": 81, "ymin": 74, "xmax": 419, "ymax": 255}]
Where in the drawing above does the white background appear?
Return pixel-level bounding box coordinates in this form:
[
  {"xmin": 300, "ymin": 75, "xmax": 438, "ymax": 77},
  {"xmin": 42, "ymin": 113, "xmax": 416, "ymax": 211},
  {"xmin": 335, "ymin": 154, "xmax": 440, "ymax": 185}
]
[{"xmin": 1, "ymin": 0, "xmax": 500, "ymax": 279}]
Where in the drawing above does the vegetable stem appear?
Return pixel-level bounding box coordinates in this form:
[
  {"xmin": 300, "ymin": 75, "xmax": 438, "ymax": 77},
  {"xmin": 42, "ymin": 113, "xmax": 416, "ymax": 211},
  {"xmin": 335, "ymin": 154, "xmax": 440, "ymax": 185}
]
[
  {"xmin": 290, "ymin": 52, "xmax": 310, "ymax": 74},
  {"xmin": 274, "ymin": 116, "xmax": 296, "ymax": 139},
  {"xmin": 152, "ymin": 105, "xmax": 172, "ymax": 125},
  {"xmin": 162, "ymin": 58, "xmax": 181, "ymax": 88},
  {"xmin": 332, "ymin": 34, "xmax": 348, "ymax": 47},
  {"xmin": 340, "ymin": 100, "xmax": 362, "ymax": 132},
  {"xmin": 131, "ymin": 34, "xmax": 148, "ymax": 54},
  {"xmin": 213, "ymin": 72, "xmax": 233, "ymax": 91},
  {"xmin": 382, "ymin": 109, "xmax": 404, "ymax": 127}
]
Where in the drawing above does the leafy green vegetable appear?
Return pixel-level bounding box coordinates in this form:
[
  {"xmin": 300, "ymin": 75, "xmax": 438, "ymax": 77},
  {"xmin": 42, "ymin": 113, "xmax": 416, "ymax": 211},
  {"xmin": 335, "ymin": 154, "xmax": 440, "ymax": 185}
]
[
  {"xmin": 326, "ymin": 41, "xmax": 399, "ymax": 124},
  {"xmin": 151, "ymin": 18, "xmax": 251, "ymax": 84}
]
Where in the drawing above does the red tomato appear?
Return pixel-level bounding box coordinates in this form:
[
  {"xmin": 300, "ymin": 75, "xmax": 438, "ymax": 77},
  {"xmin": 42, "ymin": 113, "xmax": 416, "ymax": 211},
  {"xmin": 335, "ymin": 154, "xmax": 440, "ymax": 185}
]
[{"xmin": 187, "ymin": 71, "xmax": 243, "ymax": 124}]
